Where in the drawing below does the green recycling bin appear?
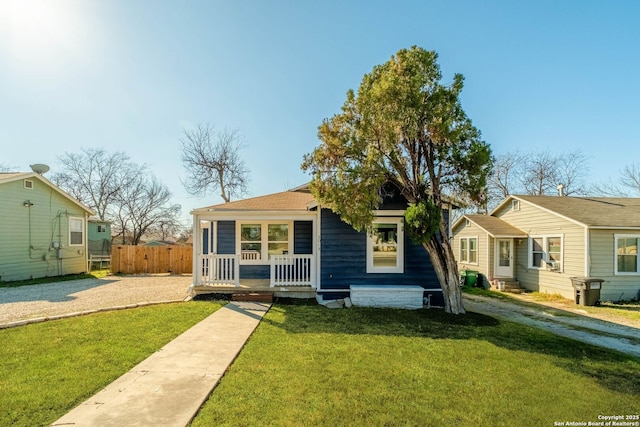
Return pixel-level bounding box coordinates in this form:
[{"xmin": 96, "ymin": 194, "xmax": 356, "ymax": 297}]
[{"xmin": 461, "ymin": 270, "xmax": 478, "ymax": 287}]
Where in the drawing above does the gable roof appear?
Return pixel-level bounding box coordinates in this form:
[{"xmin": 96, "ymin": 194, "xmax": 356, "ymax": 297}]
[
  {"xmin": 496, "ymin": 195, "xmax": 640, "ymax": 228},
  {"xmin": 0, "ymin": 172, "xmax": 94, "ymax": 215},
  {"xmin": 192, "ymin": 189, "xmax": 316, "ymax": 213},
  {"xmin": 454, "ymin": 214, "xmax": 527, "ymax": 237}
]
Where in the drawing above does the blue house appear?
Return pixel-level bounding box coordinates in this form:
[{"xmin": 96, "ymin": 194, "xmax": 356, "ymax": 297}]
[{"xmin": 190, "ymin": 184, "xmax": 448, "ymax": 308}]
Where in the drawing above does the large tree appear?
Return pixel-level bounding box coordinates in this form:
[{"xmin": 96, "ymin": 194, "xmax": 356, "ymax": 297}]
[
  {"xmin": 52, "ymin": 148, "xmax": 141, "ymax": 221},
  {"xmin": 180, "ymin": 123, "xmax": 250, "ymax": 203},
  {"xmin": 302, "ymin": 47, "xmax": 492, "ymax": 314}
]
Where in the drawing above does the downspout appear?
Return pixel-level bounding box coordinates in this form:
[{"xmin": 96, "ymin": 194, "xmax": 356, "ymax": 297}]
[
  {"xmin": 315, "ymin": 206, "xmax": 322, "ymax": 295},
  {"xmin": 486, "ymin": 234, "xmax": 491, "ymax": 283}
]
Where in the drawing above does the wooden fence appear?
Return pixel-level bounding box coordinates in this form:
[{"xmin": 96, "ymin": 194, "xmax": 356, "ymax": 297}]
[{"xmin": 111, "ymin": 245, "xmax": 193, "ymax": 274}]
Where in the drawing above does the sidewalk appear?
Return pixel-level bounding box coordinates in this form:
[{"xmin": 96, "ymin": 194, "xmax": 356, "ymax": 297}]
[
  {"xmin": 52, "ymin": 301, "xmax": 271, "ymax": 427},
  {"xmin": 463, "ymin": 294, "xmax": 640, "ymax": 358}
]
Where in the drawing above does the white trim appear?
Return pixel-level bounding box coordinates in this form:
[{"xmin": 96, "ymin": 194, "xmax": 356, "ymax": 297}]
[
  {"xmin": 68, "ymin": 216, "xmax": 85, "ymax": 246},
  {"xmin": 236, "ymin": 221, "xmax": 294, "ymax": 265},
  {"xmin": 527, "ymin": 234, "xmax": 564, "ymax": 271},
  {"xmin": 366, "ymin": 217, "xmax": 404, "ymax": 274},
  {"xmin": 613, "ymin": 234, "xmax": 640, "ymax": 275},
  {"xmin": 458, "ymin": 236, "xmax": 479, "ymax": 265},
  {"xmin": 585, "ymin": 227, "xmax": 590, "ymax": 277}
]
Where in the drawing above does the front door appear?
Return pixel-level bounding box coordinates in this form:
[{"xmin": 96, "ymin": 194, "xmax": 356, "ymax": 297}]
[{"xmin": 495, "ymin": 239, "xmax": 513, "ymax": 278}]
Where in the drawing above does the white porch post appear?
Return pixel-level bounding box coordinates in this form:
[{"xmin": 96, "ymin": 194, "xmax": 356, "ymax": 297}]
[{"xmin": 191, "ymin": 214, "xmax": 200, "ymax": 288}]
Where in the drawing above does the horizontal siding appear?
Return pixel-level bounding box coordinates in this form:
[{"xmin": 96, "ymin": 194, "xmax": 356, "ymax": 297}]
[
  {"xmin": 0, "ymin": 178, "xmax": 87, "ymax": 282},
  {"xmin": 497, "ymin": 200, "xmax": 587, "ymax": 298},
  {"xmin": 590, "ymin": 229, "xmax": 640, "ymax": 301},
  {"xmin": 320, "ymin": 209, "xmax": 438, "ymax": 290},
  {"xmin": 293, "ymin": 221, "xmax": 313, "ymax": 254},
  {"xmin": 452, "ymin": 222, "xmax": 489, "ymax": 285}
]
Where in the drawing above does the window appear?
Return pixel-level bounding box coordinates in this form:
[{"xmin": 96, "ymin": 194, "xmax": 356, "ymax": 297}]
[
  {"xmin": 615, "ymin": 235, "xmax": 639, "ymax": 274},
  {"xmin": 24, "ymin": 179, "xmax": 33, "ymax": 189},
  {"xmin": 367, "ymin": 218, "xmax": 404, "ymax": 273},
  {"xmin": 528, "ymin": 235, "xmax": 563, "ymax": 270},
  {"xmin": 459, "ymin": 237, "xmax": 478, "ymax": 264},
  {"xmin": 237, "ymin": 222, "xmax": 291, "ymax": 264},
  {"xmin": 97, "ymin": 225, "xmax": 106, "ymax": 233},
  {"xmin": 69, "ymin": 217, "xmax": 84, "ymax": 246}
]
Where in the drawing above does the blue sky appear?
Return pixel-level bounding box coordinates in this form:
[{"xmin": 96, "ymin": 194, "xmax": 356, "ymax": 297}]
[{"xmin": 2, "ymin": 0, "xmax": 639, "ymax": 222}]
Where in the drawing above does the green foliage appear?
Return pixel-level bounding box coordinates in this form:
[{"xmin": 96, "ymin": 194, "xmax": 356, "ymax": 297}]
[
  {"xmin": 404, "ymin": 200, "xmax": 441, "ymax": 244},
  {"xmin": 302, "ymin": 45, "xmax": 493, "ymax": 234}
]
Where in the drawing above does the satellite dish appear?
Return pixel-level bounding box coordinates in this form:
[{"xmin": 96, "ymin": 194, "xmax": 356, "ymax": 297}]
[{"xmin": 30, "ymin": 164, "xmax": 50, "ymax": 175}]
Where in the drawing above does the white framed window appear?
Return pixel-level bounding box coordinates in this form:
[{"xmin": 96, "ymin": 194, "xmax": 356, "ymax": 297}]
[
  {"xmin": 69, "ymin": 217, "xmax": 84, "ymax": 246},
  {"xmin": 459, "ymin": 237, "xmax": 478, "ymax": 264},
  {"xmin": 367, "ymin": 218, "xmax": 404, "ymax": 273},
  {"xmin": 528, "ymin": 235, "xmax": 563, "ymax": 270},
  {"xmin": 237, "ymin": 221, "xmax": 291, "ymax": 264},
  {"xmin": 615, "ymin": 234, "xmax": 639, "ymax": 275}
]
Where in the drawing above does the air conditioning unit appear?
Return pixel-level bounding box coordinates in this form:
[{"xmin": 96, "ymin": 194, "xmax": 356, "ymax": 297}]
[{"xmin": 550, "ymin": 261, "xmax": 562, "ymax": 271}]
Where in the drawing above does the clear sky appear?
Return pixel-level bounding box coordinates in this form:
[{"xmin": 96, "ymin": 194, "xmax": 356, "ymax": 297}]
[{"xmin": 2, "ymin": 0, "xmax": 639, "ymax": 223}]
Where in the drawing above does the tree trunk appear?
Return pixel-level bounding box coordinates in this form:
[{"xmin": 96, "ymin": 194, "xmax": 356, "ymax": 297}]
[{"xmin": 423, "ymin": 220, "xmax": 465, "ymax": 314}]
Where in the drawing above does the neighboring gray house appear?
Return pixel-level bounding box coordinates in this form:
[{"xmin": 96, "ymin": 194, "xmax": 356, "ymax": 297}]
[
  {"xmin": 0, "ymin": 172, "xmax": 94, "ymax": 282},
  {"xmin": 452, "ymin": 195, "xmax": 640, "ymax": 302}
]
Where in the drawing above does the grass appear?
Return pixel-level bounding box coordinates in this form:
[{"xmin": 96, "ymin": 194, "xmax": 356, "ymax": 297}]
[
  {"xmin": 0, "ymin": 301, "xmax": 224, "ymax": 427},
  {"xmin": 191, "ymin": 303, "xmax": 640, "ymax": 426},
  {"xmin": 0, "ymin": 270, "xmax": 111, "ymax": 288}
]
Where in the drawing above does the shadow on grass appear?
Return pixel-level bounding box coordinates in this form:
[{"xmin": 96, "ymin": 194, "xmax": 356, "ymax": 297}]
[{"xmin": 261, "ymin": 303, "xmax": 640, "ymax": 395}]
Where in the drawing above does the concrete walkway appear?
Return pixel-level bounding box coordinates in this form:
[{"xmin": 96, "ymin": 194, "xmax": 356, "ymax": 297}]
[
  {"xmin": 52, "ymin": 301, "xmax": 271, "ymax": 427},
  {"xmin": 463, "ymin": 294, "xmax": 640, "ymax": 358}
]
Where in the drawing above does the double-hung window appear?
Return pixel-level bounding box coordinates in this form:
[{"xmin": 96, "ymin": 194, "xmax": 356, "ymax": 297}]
[
  {"xmin": 366, "ymin": 218, "xmax": 404, "ymax": 273},
  {"xmin": 459, "ymin": 237, "xmax": 478, "ymax": 264},
  {"xmin": 528, "ymin": 235, "xmax": 563, "ymax": 270},
  {"xmin": 615, "ymin": 235, "xmax": 639, "ymax": 274},
  {"xmin": 69, "ymin": 217, "xmax": 84, "ymax": 246},
  {"xmin": 237, "ymin": 222, "xmax": 291, "ymax": 264}
]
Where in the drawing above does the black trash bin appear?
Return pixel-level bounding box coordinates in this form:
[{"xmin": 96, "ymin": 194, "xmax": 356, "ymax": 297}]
[{"xmin": 570, "ymin": 277, "xmax": 603, "ymax": 306}]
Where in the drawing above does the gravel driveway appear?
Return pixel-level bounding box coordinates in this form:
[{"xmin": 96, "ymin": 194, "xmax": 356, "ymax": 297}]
[{"xmin": 0, "ymin": 274, "xmax": 193, "ymax": 327}]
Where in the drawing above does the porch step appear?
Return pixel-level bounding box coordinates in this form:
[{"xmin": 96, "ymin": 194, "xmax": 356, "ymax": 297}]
[
  {"xmin": 231, "ymin": 292, "xmax": 274, "ymax": 303},
  {"xmin": 493, "ymin": 280, "xmax": 524, "ymax": 294}
]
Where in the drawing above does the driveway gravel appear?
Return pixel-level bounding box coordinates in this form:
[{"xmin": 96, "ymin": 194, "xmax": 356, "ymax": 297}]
[
  {"xmin": 0, "ymin": 274, "xmax": 192, "ymax": 327},
  {"xmin": 464, "ymin": 293, "xmax": 640, "ymax": 358}
]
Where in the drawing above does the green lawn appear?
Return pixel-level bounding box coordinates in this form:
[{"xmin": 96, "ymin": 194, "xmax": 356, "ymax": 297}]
[
  {"xmin": 0, "ymin": 301, "xmax": 223, "ymax": 427},
  {"xmin": 191, "ymin": 303, "xmax": 640, "ymax": 426}
]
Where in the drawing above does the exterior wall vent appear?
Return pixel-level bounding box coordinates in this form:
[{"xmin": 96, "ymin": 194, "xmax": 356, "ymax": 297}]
[
  {"xmin": 512, "ymin": 200, "xmax": 520, "ymax": 211},
  {"xmin": 24, "ymin": 179, "xmax": 33, "ymax": 189}
]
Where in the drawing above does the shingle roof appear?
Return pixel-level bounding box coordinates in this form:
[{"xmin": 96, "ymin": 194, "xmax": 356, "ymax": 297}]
[
  {"xmin": 515, "ymin": 195, "xmax": 640, "ymax": 228},
  {"xmin": 195, "ymin": 190, "xmax": 316, "ymax": 212},
  {"xmin": 463, "ymin": 214, "xmax": 527, "ymax": 237}
]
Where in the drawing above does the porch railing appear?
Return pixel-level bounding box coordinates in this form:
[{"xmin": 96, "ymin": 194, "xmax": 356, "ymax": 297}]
[
  {"xmin": 270, "ymin": 254, "xmax": 315, "ymax": 288},
  {"xmin": 200, "ymin": 254, "xmax": 240, "ymax": 287}
]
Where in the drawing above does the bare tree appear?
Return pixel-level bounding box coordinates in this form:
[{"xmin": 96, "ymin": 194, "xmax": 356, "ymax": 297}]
[
  {"xmin": 0, "ymin": 162, "xmax": 16, "ymax": 172},
  {"xmin": 486, "ymin": 150, "xmax": 590, "ymax": 207},
  {"xmin": 52, "ymin": 148, "xmax": 142, "ymax": 220},
  {"xmin": 487, "ymin": 152, "xmax": 522, "ymax": 208},
  {"xmin": 114, "ymin": 173, "xmax": 181, "ymax": 245},
  {"xmin": 591, "ymin": 163, "xmax": 640, "ymax": 197},
  {"xmin": 180, "ymin": 124, "xmax": 250, "ymax": 203}
]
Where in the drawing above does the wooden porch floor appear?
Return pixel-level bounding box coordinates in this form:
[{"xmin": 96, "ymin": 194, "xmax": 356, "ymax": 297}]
[{"xmin": 191, "ymin": 279, "xmax": 316, "ymax": 298}]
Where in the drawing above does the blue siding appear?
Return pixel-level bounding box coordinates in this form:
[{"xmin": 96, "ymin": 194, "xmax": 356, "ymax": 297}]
[
  {"xmin": 240, "ymin": 265, "xmax": 270, "ymax": 279},
  {"xmin": 319, "ymin": 208, "xmax": 440, "ymax": 293},
  {"xmin": 294, "ymin": 221, "xmax": 313, "ymax": 254},
  {"xmin": 217, "ymin": 221, "xmax": 235, "ymax": 254}
]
